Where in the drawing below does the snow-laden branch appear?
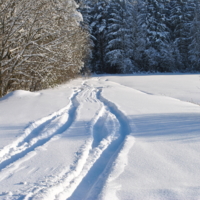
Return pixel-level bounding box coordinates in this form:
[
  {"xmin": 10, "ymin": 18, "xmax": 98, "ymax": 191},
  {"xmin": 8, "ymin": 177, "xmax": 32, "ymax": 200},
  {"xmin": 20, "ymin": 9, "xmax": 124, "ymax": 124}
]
[{"xmin": 0, "ymin": 0, "xmax": 90, "ymax": 97}]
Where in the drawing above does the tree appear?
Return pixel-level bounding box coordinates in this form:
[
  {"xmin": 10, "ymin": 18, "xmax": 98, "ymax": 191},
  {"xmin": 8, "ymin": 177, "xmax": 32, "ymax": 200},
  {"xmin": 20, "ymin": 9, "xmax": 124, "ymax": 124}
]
[
  {"xmin": 89, "ymin": 0, "xmax": 109, "ymax": 73},
  {"xmin": 77, "ymin": 0, "xmax": 200, "ymax": 73},
  {"xmin": 169, "ymin": 0, "xmax": 195, "ymax": 71},
  {"xmin": 141, "ymin": 0, "xmax": 173, "ymax": 72},
  {"xmin": 0, "ymin": 0, "xmax": 89, "ymax": 97},
  {"xmin": 105, "ymin": 0, "xmax": 136, "ymax": 73},
  {"xmin": 134, "ymin": 0, "xmax": 148, "ymax": 71},
  {"xmin": 189, "ymin": 0, "xmax": 200, "ymax": 71}
]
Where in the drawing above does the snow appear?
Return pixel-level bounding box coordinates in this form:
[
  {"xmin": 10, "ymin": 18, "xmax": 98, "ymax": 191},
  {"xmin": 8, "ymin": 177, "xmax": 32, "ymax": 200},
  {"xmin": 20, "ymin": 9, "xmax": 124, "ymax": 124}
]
[
  {"xmin": 104, "ymin": 73, "xmax": 200, "ymax": 105},
  {"xmin": 2, "ymin": 90, "xmax": 41, "ymax": 99},
  {"xmin": 0, "ymin": 74, "xmax": 200, "ymax": 200}
]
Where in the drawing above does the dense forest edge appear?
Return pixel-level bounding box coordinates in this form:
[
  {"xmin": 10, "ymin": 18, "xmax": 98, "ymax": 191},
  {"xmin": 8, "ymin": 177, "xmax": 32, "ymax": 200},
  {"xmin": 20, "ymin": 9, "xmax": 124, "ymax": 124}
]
[
  {"xmin": 80, "ymin": 0, "xmax": 200, "ymax": 74},
  {"xmin": 1, "ymin": 0, "xmax": 200, "ymax": 97}
]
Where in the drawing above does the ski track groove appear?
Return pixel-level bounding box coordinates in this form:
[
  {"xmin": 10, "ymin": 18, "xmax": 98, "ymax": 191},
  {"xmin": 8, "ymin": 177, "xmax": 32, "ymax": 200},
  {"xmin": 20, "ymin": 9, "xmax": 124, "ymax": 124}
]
[
  {"xmin": 67, "ymin": 89, "xmax": 131, "ymax": 200},
  {"xmin": 23, "ymin": 87, "xmax": 105, "ymax": 200},
  {"xmin": 1, "ymin": 82, "xmax": 132, "ymax": 200},
  {"xmin": 0, "ymin": 89, "xmax": 80, "ymax": 176}
]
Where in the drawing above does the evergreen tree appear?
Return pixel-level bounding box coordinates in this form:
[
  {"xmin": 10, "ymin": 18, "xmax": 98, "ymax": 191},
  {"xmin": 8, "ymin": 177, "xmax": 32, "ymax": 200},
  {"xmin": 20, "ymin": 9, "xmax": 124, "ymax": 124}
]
[
  {"xmin": 78, "ymin": 0, "xmax": 200, "ymax": 73},
  {"xmin": 143, "ymin": 0, "xmax": 173, "ymax": 72},
  {"xmin": 189, "ymin": 0, "xmax": 200, "ymax": 71},
  {"xmin": 124, "ymin": 0, "xmax": 138, "ymax": 72},
  {"xmin": 105, "ymin": 0, "xmax": 129, "ymax": 73},
  {"xmin": 134, "ymin": 0, "xmax": 148, "ymax": 71},
  {"xmin": 89, "ymin": 0, "xmax": 109, "ymax": 73},
  {"xmin": 170, "ymin": 0, "xmax": 195, "ymax": 71}
]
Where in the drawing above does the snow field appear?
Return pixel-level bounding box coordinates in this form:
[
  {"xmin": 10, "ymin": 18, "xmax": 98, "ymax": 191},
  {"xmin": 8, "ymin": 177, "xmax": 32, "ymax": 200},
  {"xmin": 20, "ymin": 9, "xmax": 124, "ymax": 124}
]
[
  {"xmin": 94, "ymin": 76, "xmax": 200, "ymax": 200},
  {"xmin": 0, "ymin": 74, "xmax": 200, "ymax": 200}
]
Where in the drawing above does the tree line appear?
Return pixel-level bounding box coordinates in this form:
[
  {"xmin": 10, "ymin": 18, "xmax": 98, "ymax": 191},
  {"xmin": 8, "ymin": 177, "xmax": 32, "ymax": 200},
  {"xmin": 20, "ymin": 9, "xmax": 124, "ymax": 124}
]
[
  {"xmin": 1, "ymin": 0, "xmax": 200, "ymax": 97},
  {"xmin": 78, "ymin": 0, "xmax": 200, "ymax": 74},
  {"xmin": 0, "ymin": 0, "xmax": 89, "ymax": 97}
]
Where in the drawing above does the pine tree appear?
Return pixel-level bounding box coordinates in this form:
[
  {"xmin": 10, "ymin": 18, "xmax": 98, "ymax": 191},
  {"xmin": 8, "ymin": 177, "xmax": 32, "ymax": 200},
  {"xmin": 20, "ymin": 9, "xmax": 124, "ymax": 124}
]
[
  {"xmin": 143, "ymin": 0, "xmax": 173, "ymax": 72},
  {"xmin": 123, "ymin": 0, "xmax": 138, "ymax": 72},
  {"xmin": 134, "ymin": 0, "xmax": 148, "ymax": 71},
  {"xmin": 189, "ymin": 0, "xmax": 200, "ymax": 71},
  {"xmin": 170, "ymin": 0, "xmax": 195, "ymax": 71},
  {"xmin": 89, "ymin": 0, "xmax": 109, "ymax": 73},
  {"xmin": 105, "ymin": 0, "xmax": 125, "ymax": 73},
  {"xmin": 77, "ymin": 0, "xmax": 198, "ymax": 74},
  {"xmin": 105, "ymin": 0, "xmax": 136, "ymax": 73}
]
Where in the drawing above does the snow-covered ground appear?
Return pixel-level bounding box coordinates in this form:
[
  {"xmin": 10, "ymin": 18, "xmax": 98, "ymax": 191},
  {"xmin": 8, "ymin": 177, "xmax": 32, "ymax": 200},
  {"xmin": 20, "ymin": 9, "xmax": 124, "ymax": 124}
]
[{"xmin": 0, "ymin": 74, "xmax": 200, "ymax": 200}]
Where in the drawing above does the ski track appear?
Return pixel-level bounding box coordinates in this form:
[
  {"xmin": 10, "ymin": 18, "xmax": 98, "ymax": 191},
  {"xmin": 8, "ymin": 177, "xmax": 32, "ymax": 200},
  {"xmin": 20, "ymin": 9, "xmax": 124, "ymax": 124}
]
[
  {"xmin": 1, "ymin": 81, "xmax": 132, "ymax": 200},
  {"xmin": 67, "ymin": 89, "xmax": 131, "ymax": 200},
  {"xmin": 0, "ymin": 89, "xmax": 81, "ymax": 180}
]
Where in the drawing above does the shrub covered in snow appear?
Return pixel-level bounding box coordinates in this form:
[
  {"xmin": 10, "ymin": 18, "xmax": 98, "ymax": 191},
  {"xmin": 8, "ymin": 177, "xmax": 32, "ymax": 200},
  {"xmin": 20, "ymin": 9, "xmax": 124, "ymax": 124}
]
[{"xmin": 0, "ymin": 0, "xmax": 90, "ymax": 97}]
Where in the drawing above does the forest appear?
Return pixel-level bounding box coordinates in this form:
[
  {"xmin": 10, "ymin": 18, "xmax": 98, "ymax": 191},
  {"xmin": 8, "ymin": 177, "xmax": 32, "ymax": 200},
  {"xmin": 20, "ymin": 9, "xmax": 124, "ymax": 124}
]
[
  {"xmin": 1, "ymin": 0, "xmax": 200, "ymax": 97},
  {"xmin": 79, "ymin": 0, "xmax": 200, "ymax": 73}
]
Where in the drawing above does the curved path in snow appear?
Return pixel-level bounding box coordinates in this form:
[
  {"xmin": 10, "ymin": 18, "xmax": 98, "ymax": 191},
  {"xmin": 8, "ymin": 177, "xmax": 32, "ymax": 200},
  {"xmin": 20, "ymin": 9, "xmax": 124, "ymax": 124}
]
[
  {"xmin": 67, "ymin": 89, "xmax": 131, "ymax": 200},
  {"xmin": 1, "ymin": 75, "xmax": 200, "ymax": 200},
  {"xmin": 0, "ymin": 89, "xmax": 80, "ymax": 182},
  {"xmin": 0, "ymin": 80, "xmax": 132, "ymax": 200}
]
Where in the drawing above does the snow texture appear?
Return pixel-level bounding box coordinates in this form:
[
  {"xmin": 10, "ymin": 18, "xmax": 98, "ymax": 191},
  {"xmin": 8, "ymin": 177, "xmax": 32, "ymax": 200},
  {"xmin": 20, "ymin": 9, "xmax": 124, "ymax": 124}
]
[{"xmin": 0, "ymin": 74, "xmax": 200, "ymax": 200}]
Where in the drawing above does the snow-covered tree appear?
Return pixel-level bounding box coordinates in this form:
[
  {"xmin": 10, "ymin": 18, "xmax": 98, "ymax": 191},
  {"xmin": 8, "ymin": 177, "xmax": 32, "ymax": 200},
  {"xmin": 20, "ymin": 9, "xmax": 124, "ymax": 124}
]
[
  {"xmin": 104, "ymin": 0, "xmax": 136, "ymax": 73},
  {"xmin": 189, "ymin": 0, "xmax": 200, "ymax": 71},
  {"xmin": 89, "ymin": 0, "xmax": 109, "ymax": 73},
  {"xmin": 134, "ymin": 0, "xmax": 148, "ymax": 71},
  {"xmin": 78, "ymin": 0, "xmax": 200, "ymax": 73},
  {"xmin": 0, "ymin": 0, "xmax": 89, "ymax": 97},
  {"xmin": 125, "ymin": 0, "xmax": 138, "ymax": 72},
  {"xmin": 105, "ymin": 0, "xmax": 125, "ymax": 73},
  {"xmin": 169, "ymin": 0, "xmax": 195, "ymax": 71},
  {"xmin": 141, "ymin": 0, "xmax": 173, "ymax": 72}
]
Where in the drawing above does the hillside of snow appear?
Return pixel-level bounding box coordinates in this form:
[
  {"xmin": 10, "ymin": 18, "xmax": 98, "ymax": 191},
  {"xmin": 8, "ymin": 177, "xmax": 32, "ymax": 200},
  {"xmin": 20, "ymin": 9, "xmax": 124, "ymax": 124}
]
[{"xmin": 0, "ymin": 74, "xmax": 200, "ymax": 200}]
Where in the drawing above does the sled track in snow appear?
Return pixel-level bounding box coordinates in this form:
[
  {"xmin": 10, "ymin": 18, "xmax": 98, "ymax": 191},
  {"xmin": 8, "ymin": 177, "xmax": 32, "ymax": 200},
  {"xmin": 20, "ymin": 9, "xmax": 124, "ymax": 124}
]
[
  {"xmin": 23, "ymin": 86, "xmax": 131, "ymax": 200},
  {"xmin": 0, "ymin": 89, "xmax": 80, "ymax": 178},
  {"xmin": 67, "ymin": 89, "xmax": 131, "ymax": 200},
  {"xmin": 1, "ymin": 83, "xmax": 131, "ymax": 200}
]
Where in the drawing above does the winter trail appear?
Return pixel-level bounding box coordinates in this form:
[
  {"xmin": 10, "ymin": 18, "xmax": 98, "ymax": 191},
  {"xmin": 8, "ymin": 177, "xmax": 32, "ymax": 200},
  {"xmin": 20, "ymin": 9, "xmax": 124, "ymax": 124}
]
[
  {"xmin": 0, "ymin": 78, "xmax": 134, "ymax": 200},
  {"xmin": 7, "ymin": 79, "xmax": 132, "ymax": 200},
  {"xmin": 0, "ymin": 89, "xmax": 81, "ymax": 181},
  {"xmin": 1, "ymin": 75, "xmax": 200, "ymax": 200},
  {"xmin": 67, "ymin": 88, "xmax": 131, "ymax": 200}
]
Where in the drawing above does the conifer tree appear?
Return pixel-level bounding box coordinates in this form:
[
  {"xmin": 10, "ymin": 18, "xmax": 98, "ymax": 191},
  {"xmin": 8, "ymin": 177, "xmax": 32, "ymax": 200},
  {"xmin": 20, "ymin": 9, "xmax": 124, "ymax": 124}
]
[
  {"xmin": 105, "ymin": 0, "xmax": 136, "ymax": 73},
  {"xmin": 170, "ymin": 0, "xmax": 195, "ymax": 71},
  {"xmin": 189, "ymin": 0, "xmax": 200, "ymax": 71},
  {"xmin": 143, "ymin": 0, "xmax": 173, "ymax": 72},
  {"xmin": 134, "ymin": 0, "xmax": 148, "ymax": 71},
  {"xmin": 89, "ymin": 0, "xmax": 109, "ymax": 73}
]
